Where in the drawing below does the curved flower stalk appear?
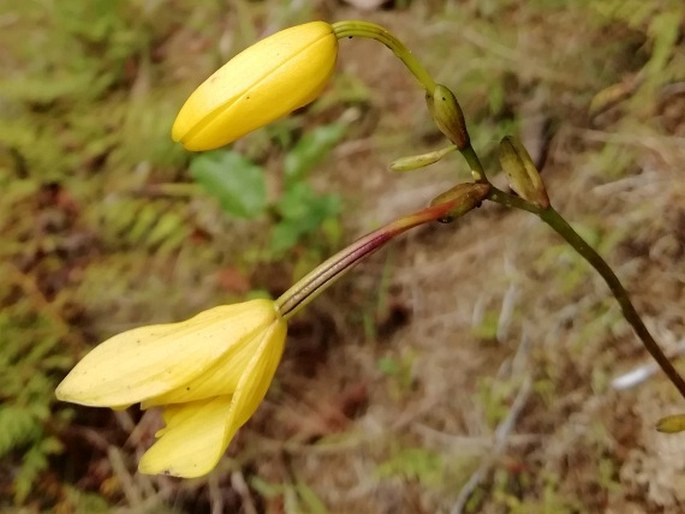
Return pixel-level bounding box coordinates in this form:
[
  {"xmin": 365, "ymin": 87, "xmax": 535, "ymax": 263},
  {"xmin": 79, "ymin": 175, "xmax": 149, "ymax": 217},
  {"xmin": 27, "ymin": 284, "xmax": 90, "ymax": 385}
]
[
  {"xmin": 56, "ymin": 300, "xmax": 286, "ymax": 477},
  {"xmin": 172, "ymin": 21, "xmax": 338, "ymax": 151},
  {"xmin": 276, "ymin": 185, "xmax": 489, "ymax": 320},
  {"xmin": 56, "ymin": 191, "xmax": 483, "ymax": 477}
]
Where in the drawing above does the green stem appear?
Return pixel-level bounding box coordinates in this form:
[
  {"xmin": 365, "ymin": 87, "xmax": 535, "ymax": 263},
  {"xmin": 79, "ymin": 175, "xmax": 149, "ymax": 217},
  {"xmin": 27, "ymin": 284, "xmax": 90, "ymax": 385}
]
[
  {"xmin": 275, "ymin": 201, "xmax": 462, "ymax": 321},
  {"xmin": 487, "ymin": 186, "xmax": 541, "ymax": 214},
  {"xmin": 332, "ymin": 20, "xmax": 437, "ymax": 93},
  {"xmin": 460, "ymin": 144, "xmax": 487, "ymax": 183},
  {"xmin": 487, "ymin": 186, "xmax": 685, "ymax": 399},
  {"xmin": 539, "ymin": 206, "xmax": 685, "ymax": 399}
]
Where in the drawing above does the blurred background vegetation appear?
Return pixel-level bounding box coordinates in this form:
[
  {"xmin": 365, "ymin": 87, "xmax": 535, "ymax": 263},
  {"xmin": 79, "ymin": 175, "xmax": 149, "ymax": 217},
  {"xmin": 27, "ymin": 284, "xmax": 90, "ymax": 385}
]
[{"xmin": 1, "ymin": 0, "xmax": 684, "ymax": 512}]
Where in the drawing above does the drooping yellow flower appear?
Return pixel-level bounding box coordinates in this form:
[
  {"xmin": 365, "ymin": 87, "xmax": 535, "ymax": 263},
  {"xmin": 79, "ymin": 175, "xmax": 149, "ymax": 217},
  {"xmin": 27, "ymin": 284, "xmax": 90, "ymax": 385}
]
[
  {"xmin": 172, "ymin": 21, "xmax": 338, "ymax": 151},
  {"xmin": 56, "ymin": 299, "xmax": 286, "ymax": 478}
]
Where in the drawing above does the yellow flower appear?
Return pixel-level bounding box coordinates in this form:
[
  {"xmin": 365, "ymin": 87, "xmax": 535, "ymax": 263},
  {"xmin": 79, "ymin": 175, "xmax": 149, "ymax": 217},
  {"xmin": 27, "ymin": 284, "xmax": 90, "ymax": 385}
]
[
  {"xmin": 56, "ymin": 299, "xmax": 286, "ymax": 478},
  {"xmin": 172, "ymin": 21, "xmax": 338, "ymax": 151}
]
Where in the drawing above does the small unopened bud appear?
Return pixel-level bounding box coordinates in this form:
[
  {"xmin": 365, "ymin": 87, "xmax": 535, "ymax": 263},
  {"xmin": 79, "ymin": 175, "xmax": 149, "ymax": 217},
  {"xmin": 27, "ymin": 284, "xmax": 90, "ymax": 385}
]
[
  {"xmin": 498, "ymin": 136, "xmax": 550, "ymax": 208},
  {"xmin": 429, "ymin": 182, "xmax": 490, "ymax": 223},
  {"xmin": 426, "ymin": 84, "xmax": 470, "ymax": 150},
  {"xmin": 656, "ymin": 414, "xmax": 685, "ymax": 434},
  {"xmin": 389, "ymin": 145, "xmax": 456, "ymax": 172}
]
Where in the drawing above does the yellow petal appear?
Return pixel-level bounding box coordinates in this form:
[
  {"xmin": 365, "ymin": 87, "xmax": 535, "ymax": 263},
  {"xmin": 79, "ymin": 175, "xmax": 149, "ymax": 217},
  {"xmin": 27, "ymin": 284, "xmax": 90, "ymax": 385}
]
[
  {"xmin": 143, "ymin": 323, "xmax": 267, "ymax": 407},
  {"xmin": 138, "ymin": 396, "xmax": 234, "ymax": 478},
  {"xmin": 138, "ymin": 319, "xmax": 287, "ymax": 478},
  {"xmin": 172, "ymin": 21, "xmax": 338, "ymax": 151},
  {"xmin": 56, "ymin": 300, "xmax": 278, "ymax": 407},
  {"xmin": 224, "ymin": 319, "xmax": 287, "ymax": 431}
]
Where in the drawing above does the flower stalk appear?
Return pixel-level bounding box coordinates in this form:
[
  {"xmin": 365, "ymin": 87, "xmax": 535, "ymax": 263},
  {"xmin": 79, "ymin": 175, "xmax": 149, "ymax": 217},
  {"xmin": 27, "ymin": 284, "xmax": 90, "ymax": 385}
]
[
  {"xmin": 460, "ymin": 144, "xmax": 486, "ymax": 183},
  {"xmin": 538, "ymin": 205, "xmax": 685, "ymax": 399},
  {"xmin": 276, "ymin": 188, "xmax": 487, "ymax": 320},
  {"xmin": 486, "ymin": 186, "xmax": 685, "ymax": 400},
  {"xmin": 332, "ymin": 20, "xmax": 436, "ymax": 93}
]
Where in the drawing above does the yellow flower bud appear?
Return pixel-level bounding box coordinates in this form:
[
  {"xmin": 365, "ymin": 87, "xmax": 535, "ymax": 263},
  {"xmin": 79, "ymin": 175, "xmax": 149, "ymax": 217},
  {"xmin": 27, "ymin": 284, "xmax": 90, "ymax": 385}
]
[
  {"xmin": 56, "ymin": 299, "xmax": 287, "ymax": 478},
  {"xmin": 172, "ymin": 21, "xmax": 338, "ymax": 151}
]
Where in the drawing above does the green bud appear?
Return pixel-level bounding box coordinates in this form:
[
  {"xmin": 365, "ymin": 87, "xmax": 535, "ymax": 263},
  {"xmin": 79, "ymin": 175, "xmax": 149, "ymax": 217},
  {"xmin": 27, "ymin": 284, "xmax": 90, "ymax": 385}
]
[
  {"xmin": 429, "ymin": 182, "xmax": 490, "ymax": 223},
  {"xmin": 389, "ymin": 145, "xmax": 457, "ymax": 172},
  {"xmin": 498, "ymin": 136, "xmax": 550, "ymax": 208},
  {"xmin": 426, "ymin": 84, "xmax": 470, "ymax": 150},
  {"xmin": 656, "ymin": 413, "xmax": 685, "ymax": 433}
]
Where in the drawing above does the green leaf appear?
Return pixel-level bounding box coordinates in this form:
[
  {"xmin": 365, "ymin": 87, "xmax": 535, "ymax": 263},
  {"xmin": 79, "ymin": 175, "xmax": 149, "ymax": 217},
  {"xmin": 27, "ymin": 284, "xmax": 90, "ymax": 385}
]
[
  {"xmin": 377, "ymin": 356, "xmax": 399, "ymax": 375},
  {"xmin": 283, "ymin": 123, "xmax": 347, "ymax": 185},
  {"xmin": 0, "ymin": 406, "xmax": 39, "ymax": 457},
  {"xmin": 295, "ymin": 481, "xmax": 330, "ymax": 514},
  {"xmin": 657, "ymin": 413, "xmax": 685, "ymax": 433},
  {"xmin": 190, "ymin": 150, "xmax": 267, "ymax": 219},
  {"xmin": 14, "ymin": 443, "xmax": 50, "ymax": 503},
  {"xmin": 270, "ymin": 183, "xmax": 341, "ymax": 254},
  {"xmin": 376, "ymin": 447, "xmax": 444, "ymax": 487},
  {"xmin": 249, "ymin": 475, "xmax": 284, "ymax": 498},
  {"xmin": 278, "ymin": 183, "xmax": 341, "ymax": 225},
  {"xmin": 270, "ymin": 223, "xmax": 302, "ymax": 255}
]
